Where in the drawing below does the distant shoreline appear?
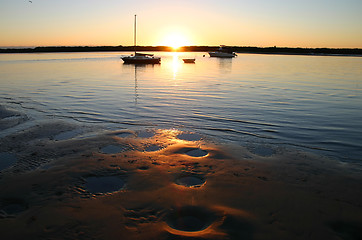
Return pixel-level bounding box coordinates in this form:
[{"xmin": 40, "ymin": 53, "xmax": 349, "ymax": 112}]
[{"xmin": 1, "ymin": 46, "xmax": 362, "ymax": 56}]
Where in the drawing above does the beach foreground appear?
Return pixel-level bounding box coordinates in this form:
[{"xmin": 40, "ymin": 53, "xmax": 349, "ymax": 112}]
[{"xmin": 1, "ymin": 106, "xmax": 362, "ymax": 240}]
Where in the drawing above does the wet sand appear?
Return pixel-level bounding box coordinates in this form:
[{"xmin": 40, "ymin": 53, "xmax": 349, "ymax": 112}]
[{"xmin": 1, "ymin": 106, "xmax": 362, "ymax": 240}]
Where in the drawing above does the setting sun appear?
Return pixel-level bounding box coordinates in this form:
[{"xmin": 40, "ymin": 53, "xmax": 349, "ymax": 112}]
[{"xmin": 160, "ymin": 32, "xmax": 191, "ymax": 50}]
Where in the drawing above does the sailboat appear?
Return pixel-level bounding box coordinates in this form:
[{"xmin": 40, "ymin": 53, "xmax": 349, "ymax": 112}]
[{"xmin": 121, "ymin": 15, "xmax": 161, "ymax": 64}]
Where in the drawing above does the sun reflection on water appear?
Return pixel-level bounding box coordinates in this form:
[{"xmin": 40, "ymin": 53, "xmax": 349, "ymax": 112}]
[{"xmin": 171, "ymin": 52, "xmax": 181, "ymax": 80}]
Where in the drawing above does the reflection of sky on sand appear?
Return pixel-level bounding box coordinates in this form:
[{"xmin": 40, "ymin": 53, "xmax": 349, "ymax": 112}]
[{"xmin": 0, "ymin": 116, "xmax": 362, "ymax": 239}]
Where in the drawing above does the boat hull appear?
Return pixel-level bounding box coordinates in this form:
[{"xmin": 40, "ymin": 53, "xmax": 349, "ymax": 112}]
[
  {"xmin": 182, "ymin": 58, "xmax": 195, "ymax": 63},
  {"xmin": 208, "ymin": 52, "xmax": 236, "ymax": 58},
  {"xmin": 122, "ymin": 56, "xmax": 161, "ymax": 64}
]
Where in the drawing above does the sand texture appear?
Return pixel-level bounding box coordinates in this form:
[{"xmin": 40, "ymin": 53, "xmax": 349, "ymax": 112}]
[{"xmin": 1, "ymin": 106, "xmax": 362, "ymax": 240}]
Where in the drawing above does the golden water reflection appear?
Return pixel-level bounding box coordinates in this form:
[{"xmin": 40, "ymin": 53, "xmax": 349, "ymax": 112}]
[{"xmin": 171, "ymin": 52, "xmax": 181, "ymax": 80}]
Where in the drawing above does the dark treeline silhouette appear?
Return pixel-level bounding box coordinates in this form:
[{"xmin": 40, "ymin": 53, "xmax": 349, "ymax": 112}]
[
  {"xmin": 0, "ymin": 46, "xmax": 172, "ymax": 53},
  {"xmin": 230, "ymin": 46, "xmax": 362, "ymax": 55},
  {"xmin": 1, "ymin": 45, "xmax": 361, "ymax": 56}
]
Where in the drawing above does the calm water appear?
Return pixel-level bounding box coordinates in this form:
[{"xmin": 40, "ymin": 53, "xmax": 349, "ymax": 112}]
[{"xmin": 1, "ymin": 52, "xmax": 361, "ymax": 163}]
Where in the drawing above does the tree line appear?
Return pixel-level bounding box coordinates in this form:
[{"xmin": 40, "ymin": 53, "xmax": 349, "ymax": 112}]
[{"xmin": 1, "ymin": 45, "xmax": 361, "ymax": 55}]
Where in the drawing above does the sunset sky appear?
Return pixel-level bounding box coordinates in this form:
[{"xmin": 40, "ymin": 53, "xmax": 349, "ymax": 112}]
[{"xmin": 1, "ymin": 0, "xmax": 361, "ymax": 48}]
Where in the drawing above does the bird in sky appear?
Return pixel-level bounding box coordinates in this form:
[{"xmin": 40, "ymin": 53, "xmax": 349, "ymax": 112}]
[{"xmin": 29, "ymin": 1, "xmax": 32, "ymax": 3}]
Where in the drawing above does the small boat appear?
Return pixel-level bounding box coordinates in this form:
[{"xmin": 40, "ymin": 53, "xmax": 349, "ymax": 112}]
[
  {"xmin": 121, "ymin": 15, "xmax": 161, "ymax": 64},
  {"xmin": 208, "ymin": 45, "xmax": 237, "ymax": 58},
  {"xmin": 182, "ymin": 58, "xmax": 195, "ymax": 63}
]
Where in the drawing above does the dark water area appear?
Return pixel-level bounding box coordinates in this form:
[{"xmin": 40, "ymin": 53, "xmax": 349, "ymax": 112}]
[
  {"xmin": 0, "ymin": 152, "xmax": 17, "ymax": 171},
  {"xmin": 0, "ymin": 52, "xmax": 361, "ymax": 164},
  {"xmin": 84, "ymin": 176, "xmax": 125, "ymax": 194}
]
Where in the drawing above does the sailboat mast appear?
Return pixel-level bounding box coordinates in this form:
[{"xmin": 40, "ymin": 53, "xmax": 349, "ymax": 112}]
[{"xmin": 134, "ymin": 14, "xmax": 137, "ymax": 55}]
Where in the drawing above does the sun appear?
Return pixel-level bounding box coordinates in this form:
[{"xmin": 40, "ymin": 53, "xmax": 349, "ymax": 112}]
[{"xmin": 161, "ymin": 33, "xmax": 190, "ymax": 50}]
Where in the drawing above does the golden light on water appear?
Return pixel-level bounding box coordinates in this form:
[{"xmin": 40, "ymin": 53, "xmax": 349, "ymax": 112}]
[{"xmin": 171, "ymin": 52, "xmax": 181, "ymax": 79}]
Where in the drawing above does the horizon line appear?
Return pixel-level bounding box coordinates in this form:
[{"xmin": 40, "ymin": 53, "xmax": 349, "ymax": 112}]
[{"xmin": 1, "ymin": 45, "xmax": 362, "ymax": 50}]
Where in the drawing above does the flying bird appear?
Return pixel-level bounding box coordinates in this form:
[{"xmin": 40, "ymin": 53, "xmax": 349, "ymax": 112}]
[{"xmin": 29, "ymin": 1, "xmax": 32, "ymax": 3}]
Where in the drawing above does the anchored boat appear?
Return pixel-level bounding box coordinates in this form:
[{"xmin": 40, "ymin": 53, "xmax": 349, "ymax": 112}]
[
  {"xmin": 208, "ymin": 45, "xmax": 237, "ymax": 58},
  {"xmin": 182, "ymin": 58, "xmax": 195, "ymax": 63},
  {"xmin": 121, "ymin": 15, "xmax": 161, "ymax": 64}
]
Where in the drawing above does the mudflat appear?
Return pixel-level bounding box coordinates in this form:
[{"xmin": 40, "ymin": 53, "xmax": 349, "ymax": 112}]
[{"xmin": 1, "ymin": 106, "xmax": 362, "ymax": 240}]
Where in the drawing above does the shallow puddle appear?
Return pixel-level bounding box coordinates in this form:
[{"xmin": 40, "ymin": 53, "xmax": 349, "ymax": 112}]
[
  {"xmin": 100, "ymin": 145, "xmax": 125, "ymax": 154},
  {"xmin": 1, "ymin": 198, "xmax": 28, "ymax": 216},
  {"xmin": 116, "ymin": 132, "xmax": 133, "ymax": 138},
  {"xmin": 166, "ymin": 206, "xmax": 216, "ymax": 232},
  {"xmin": 2, "ymin": 203, "xmax": 28, "ymax": 215},
  {"xmin": 175, "ymin": 176, "xmax": 205, "ymax": 188},
  {"xmin": 54, "ymin": 129, "xmax": 81, "ymax": 141},
  {"xmin": 137, "ymin": 130, "xmax": 155, "ymax": 138},
  {"xmin": 144, "ymin": 145, "xmax": 162, "ymax": 152},
  {"xmin": 84, "ymin": 176, "xmax": 125, "ymax": 194},
  {"xmin": 0, "ymin": 152, "xmax": 17, "ymax": 171},
  {"xmin": 177, "ymin": 133, "xmax": 202, "ymax": 141},
  {"xmin": 185, "ymin": 148, "xmax": 208, "ymax": 157},
  {"xmin": 138, "ymin": 166, "xmax": 149, "ymax": 170}
]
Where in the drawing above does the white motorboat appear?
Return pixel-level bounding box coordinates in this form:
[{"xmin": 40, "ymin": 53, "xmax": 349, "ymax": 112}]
[
  {"xmin": 208, "ymin": 45, "xmax": 237, "ymax": 58},
  {"xmin": 121, "ymin": 15, "xmax": 161, "ymax": 64}
]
